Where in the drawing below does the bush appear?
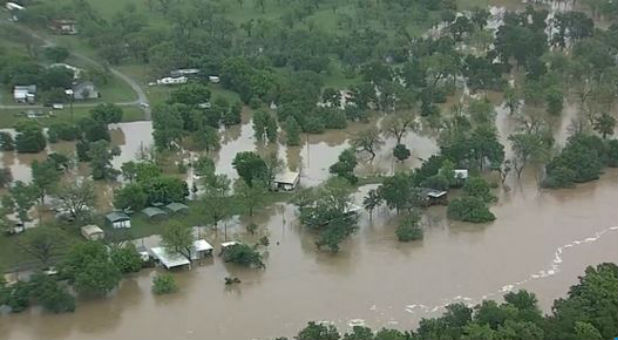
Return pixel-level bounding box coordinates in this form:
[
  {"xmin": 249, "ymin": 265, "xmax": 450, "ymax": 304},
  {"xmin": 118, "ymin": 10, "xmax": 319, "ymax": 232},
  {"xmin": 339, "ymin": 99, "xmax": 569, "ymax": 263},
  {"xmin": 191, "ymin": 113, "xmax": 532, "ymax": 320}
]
[
  {"xmin": 421, "ymin": 174, "xmax": 450, "ymax": 191},
  {"xmin": 4, "ymin": 281, "xmax": 31, "ymax": 313},
  {"xmin": 48, "ymin": 123, "xmax": 79, "ymax": 142},
  {"xmin": 222, "ymin": 243, "xmax": 265, "ymax": 268},
  {"xmin": 396, "ymin": 212, "xmax": 423, "ymax": 242},
  {"xmin": 463, "ymin": 177, "xmax": 496, "ymax": 203},
  {"xmin": 606, "ymin": 139, "xmax": 618, "ymax": 167},
  {"xmin": 544, "ymin": 134, "xmax": 606, "ymax": 187},
  {"xmin": 393, "ymin": 144, "xmax": 411, "ymax": 162},
  {"xmin": 110, "ymin": 244, "xmax": 143, "ymax": 274},
  {"xmin": 29, "ymin": 273, "xmax": 75, "ymax": 313},
  {"xmin": 0, "ymin": 131, "xmax": 15, "ymax": 151},
  {"xmin": 447, "ymin": 196, "xmax": 495, "ymax": 223},
  {"xmin": 152, "ymin": 273, "xmax": 177, "ymax": 295}
]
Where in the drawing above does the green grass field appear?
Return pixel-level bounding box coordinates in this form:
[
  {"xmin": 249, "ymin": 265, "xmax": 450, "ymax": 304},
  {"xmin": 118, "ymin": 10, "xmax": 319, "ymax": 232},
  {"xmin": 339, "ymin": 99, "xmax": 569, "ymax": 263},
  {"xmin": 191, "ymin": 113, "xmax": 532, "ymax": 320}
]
[{"xmin": 0, "ymin": 106, "xmax": 145, "ymax": 129}]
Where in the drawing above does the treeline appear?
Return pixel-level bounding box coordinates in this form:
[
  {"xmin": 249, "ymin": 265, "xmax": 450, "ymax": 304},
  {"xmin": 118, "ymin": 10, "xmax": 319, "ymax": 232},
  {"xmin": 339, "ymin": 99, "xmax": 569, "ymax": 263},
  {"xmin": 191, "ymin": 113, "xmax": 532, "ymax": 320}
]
[{"xmin": 278, "ymin": 263, "xmax": 618, "ymax": 340}]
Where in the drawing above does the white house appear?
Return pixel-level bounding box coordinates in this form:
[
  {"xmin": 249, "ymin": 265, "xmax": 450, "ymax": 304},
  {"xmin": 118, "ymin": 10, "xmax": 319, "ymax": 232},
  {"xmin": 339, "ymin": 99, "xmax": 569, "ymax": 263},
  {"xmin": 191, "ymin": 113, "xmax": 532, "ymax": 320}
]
[
  {"xmin": 454, "ymin": 169, "xmax": 469, "ymax": 180},
  {"xmin": 72, "ymin": 81, "xmax": 99, "ymax": 100},
  {"xmin": 208, "ymin": 75, "xmax": 220, "ymax": 83}
]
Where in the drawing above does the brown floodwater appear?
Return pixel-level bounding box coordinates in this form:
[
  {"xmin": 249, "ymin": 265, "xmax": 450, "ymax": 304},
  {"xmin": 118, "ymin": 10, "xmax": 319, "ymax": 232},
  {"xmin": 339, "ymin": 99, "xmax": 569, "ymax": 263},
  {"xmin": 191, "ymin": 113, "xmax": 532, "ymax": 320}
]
[{"xmin": 1, "ymin": 168, "xmax": 616, "ymax": 339}]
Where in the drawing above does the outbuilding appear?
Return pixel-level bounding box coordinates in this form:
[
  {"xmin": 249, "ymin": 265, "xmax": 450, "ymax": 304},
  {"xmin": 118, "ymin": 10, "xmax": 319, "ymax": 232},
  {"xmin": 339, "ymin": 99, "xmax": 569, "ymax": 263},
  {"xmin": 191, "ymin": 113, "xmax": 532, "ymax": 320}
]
[
  {"xmin": 149, "ymin": 247, "xmax": 191, "ymax": 270},
  {"xmin": 219, "ymin": 241, "xmax": 239, "ymax": 256},
  {"xmin": 141, "ymin": 207, "xmax": 167, "ymax": 220},
  {"xmin": 422, "ymin": 189, "xmax": 448, "ymax": 206},
  {"xmin": 191, "ymin": 239, "xmax": 213, "ymax": 260},
  {"xmin": 105, "ymin": 211, "xmax": 131, "ymax": 229},
  {"xmin": 273, "ymin": 171, "xmax": 300, "ymax": 191},
  {"xmin": 13, "ymin": 85, "xmax": 36, "ymax": 103},
  {"xmin": 81, "ymin": 225, "xmax": 105, "ymax": 240},
  {"xmin": 166, "ymin": 202, "xmax": 189, "ymax": 214}
]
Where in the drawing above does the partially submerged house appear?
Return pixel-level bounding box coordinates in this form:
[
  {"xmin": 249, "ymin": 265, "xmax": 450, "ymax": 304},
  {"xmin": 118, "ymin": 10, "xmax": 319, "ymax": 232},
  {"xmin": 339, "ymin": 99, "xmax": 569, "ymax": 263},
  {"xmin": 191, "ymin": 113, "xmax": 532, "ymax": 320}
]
[
  {"xmin": 191, "ymin": 239, "xmax": 213, "ymax": 260},
  {"xmin": 149, "ymin": 247, "xmax": 191, "ymax": 270},
  {"xmin": 141, "ymin": 207, "xmax": 167, "ymax": 220},
  {"xmin": 273, "ymin": 171, "xmax": 300, "ymax": 191},
  {"xmin": 13, "ymin": 85, "xmax": 36, "ymax": 103},
  {"xmin": 219, "ymin": 241, "xmax": 239, "ymax": 256},
  {"xmin": 50, "ymin": 19, "xmax": 78, "ymax": 35},
  {"xmin": 421, "ymin": 189, "xmax": 448, "ymax": 206},
  {"xmin": 105, "ymin": 211, "xmax": 131, "ymax": 229},
  {"xmin": 72, "ymin": 81, "xmax": 99, "ymax": 100},
  {"xmin": 81, "ymin": 225, "xmax": 105, "ymax": 240},
  {"xmin": 166, "ymin": 202, "xmax": 189, "ymax": 214}
]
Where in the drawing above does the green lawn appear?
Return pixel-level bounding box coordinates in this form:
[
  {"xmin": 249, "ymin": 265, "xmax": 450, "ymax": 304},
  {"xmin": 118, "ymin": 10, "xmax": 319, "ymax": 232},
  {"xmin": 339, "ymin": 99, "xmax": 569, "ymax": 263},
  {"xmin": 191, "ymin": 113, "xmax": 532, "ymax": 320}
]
[{"xmin": 0, "ymin": 106, "xmax": 145, "ymax": 129}]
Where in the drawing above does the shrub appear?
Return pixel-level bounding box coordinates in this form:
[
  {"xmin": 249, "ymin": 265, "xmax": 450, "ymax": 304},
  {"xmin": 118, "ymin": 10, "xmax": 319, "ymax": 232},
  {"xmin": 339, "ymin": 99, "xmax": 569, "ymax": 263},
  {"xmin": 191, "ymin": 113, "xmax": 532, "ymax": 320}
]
[
  {"xmin": 110, "ymin": 244, "xmax": 143, "ymax": 274},
  {"xmin": 396, "ymin": 212, "xmax": 423, "ymax": 242},
  {"xmin": 447, "ymin": 196, "xmax": 495, "ymax": 223},
  {"xmin": 222, "ymin": 243, "xmax": 265, "ymax": 268},
  {"xmin": 152, "ymin": 273, "xmax": 177, "ymax": 295},
  {"xmin": 29, "ymin": 273, "xmax": 75, "ymax": 313},
  {"xmin": 463, "ymin": 177, "xmax": 496, "ymax": 203}
]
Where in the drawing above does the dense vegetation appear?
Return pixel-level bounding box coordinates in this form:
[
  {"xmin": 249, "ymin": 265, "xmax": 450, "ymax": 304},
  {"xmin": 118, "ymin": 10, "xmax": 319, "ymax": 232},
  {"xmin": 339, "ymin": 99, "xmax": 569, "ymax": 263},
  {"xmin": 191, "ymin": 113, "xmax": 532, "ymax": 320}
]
[{"xmin": 279, "ymin": 263, "xmax": 618, "ymax": 340}]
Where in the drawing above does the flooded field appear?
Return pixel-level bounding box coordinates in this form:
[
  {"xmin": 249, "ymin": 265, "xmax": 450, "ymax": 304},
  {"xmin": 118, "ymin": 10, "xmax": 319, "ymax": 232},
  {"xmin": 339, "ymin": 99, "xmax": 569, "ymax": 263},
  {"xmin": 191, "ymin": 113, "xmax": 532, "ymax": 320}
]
[{"xmin": 0, "ymin": 169, "xmax": 616, "ymax": 339}]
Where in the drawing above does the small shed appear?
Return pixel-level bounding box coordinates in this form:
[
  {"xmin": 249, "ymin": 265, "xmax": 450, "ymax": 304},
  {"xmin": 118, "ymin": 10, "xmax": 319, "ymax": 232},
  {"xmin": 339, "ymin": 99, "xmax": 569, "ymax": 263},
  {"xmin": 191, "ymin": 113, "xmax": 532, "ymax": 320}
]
[
  {"xmin": 166, "ymin": 202, "xmax": 189, "ymax": 214},
  {"xmin": 81, "ymin": 225, "xmax": 104, "ymax": 240},
  {"xmin": 149, "ymin": 247, "xmax": 190, "ymax": 270},
  {"xmin": 191, "ymin": 239, "xmax": 213, "ymax": 260},
  {"xmin": 454, "ymin": 169, "xmax": 469, "ymax": 180},
  {"xmin": 273, "ymin": 171, "xmax": 300, "ymax": 191},
  {"xmin": 422, "ymin": 189, "xmax": 448, "ymax": 206},
  {"xmin": 208, "ymin": 75, "xmax": 220, "ymax": 83},
  {"xmin": 106, "ymin": 211, "xmax": 131, "ymax": 229},
  {"xmin": 141, "ymin": 207, "xmax": 167, "ymax": 220},
  {"xmin": 219, "ymin": 241, "xmax": 239, "ymax": 256}
]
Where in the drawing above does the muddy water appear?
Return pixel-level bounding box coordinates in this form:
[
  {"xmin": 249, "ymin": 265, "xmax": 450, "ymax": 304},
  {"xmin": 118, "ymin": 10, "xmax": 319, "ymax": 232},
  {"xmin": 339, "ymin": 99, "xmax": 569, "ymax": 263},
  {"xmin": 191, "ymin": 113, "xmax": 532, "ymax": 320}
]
[{"xmin": 1, "ymin": 167, "xmax": 616, "ymax": 339}]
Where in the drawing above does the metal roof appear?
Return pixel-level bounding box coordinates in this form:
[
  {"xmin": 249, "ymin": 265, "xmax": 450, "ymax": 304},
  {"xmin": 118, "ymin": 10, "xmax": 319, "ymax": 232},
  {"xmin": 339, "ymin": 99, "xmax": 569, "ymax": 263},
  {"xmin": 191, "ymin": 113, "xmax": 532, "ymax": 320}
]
[
  {"xmin": 106, "ymin": 211, "xmax": 130, "ymax": 223},
  {"xmin": 149, "ymin": 247, "xmax": 190, "ymax": 269}
]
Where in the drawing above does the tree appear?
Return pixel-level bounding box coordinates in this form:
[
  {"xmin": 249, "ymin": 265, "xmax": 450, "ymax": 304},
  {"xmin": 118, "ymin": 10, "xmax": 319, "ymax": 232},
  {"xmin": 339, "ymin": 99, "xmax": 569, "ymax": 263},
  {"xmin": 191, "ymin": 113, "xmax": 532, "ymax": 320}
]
[
  {"xmin": 351, "ymin": 127, "xmax": 384, "ymax": 161},
  {"xmin": 43, "ymin": 46, "xmax": 70, "ymax": 62},
  {"xmin": 88, "ymin": 140, "xmax": 120, "ymax": 180},
  {"xmin": 14, "ymin": 121, "xmax": 46, "ymax": 153},
  {"xmin": 462, "ymin": 177, "xmax": 496, "ymax": 203},
  {"xmin": 396, "ymin": 211, "xmax": 423, "ymax": 242},
  {"xmin": 7, "ymin": 181, "xmax": 37, "ymax": 224},
  {"xmin": 152, "ymin": 273, "xmax": 178, "ymax": 295},
  {"xmin": 544, "ymin": 134, "xmax": 607, "ymax": 188},
  {"xmin": 78, "ymin": 117, "xmax": 110, "ymax": 143},
  {"xmin": 343, "ymin": 326, "xmax": 373, "ymax": 340},
  {"xmin": 169, "ymin": 83, "xmax": 211, "ymax": 106},
  {"xmin": 362, "ymin": 189, "xmax": 382, "ymax": 220},
  {"xmin": 0, "ymin": 131, "xmax": 14, "ymax": 151},
  {"xmin": 161, "ymin": 223, "xmax": 194, "ymax": 260},
  {"xmin": 53, "ymin": 179, "xmax": 97, "ymax": 221},
  {"xmin": 0, "ymin": 168, "xmax": 12, "ymax": 188},
  {"xmin": 469, "ymin": 125, "xmax": 505, "ymax": 171},
  {"xmin": 447, "ymin": 196, "xmax": 495, "ymax": 223},
  {"xmin": 222, "ymin": 243, "xmax": 265, "ymax": 268},
  {"xmin": 61, "ymin": 241, "xmax": 121, "ymax": 296},
  {"xmin": 234, "ymin": 179, "xmax": 267, "ymax": 216},
  {"xmin": 29, "ymin": 273, "xmax": 75, "ymax": 313},
  {"xmin": 509, "ymin": 132, "xmax": 552, "ymax": 180},
  {"xmin": 593, "ymin": 113, "xmax": 616, "ymax": 138},
  {"xmin": 393, "ymin": 144, "xmax": 411, "ymax": 162},
  {"xmin": 31, "ymin": 159, "xmax": 62, "ymax": 205},
  {"xmin": 329, "ymin": 149, "xmax": 358, "ymax": 183},
  {"xmin": 253, "ymin": 110, "xmax": 278, "ymax": 143},
  {"xmin": 298, "ymin": 183, "xmax": 359, "ymax": 252},
  {"xmin": 114, "ymin": 183, "xmax": 148, "ymax": 211},
  {"xmin": 546, "ymin": 263, "xmax": 618, "ymax": 340},
  {"xmin": 296, "ymin": 322, "xmax": 340, "ymax": 340},
  {"xmin": 382, "ymin": 112, "xmax": 416, "ymax": 145},
  {"xmin": 152, "ymin": 104, "xmax": 184, "ymax": 150},
  {"xmin": 285, "ymin": 116, "xmax": 301, "ymax": 146},
  {"xmin": 378, "ymin": 173, "xmax": 422, "ymax": 214},
  {"xmin": 232, "ymin": 152, "xmax": 268, "ymax": 186},
  {"xmin": 110, "ymin": 244, "xmax": 143, "ymax": 274},
  {"xmin": 17, "ymin": 227, "xmax": 67, "ymax": 267},
  {"xmin": 90, "ymin": 103, "xmax": 123, "ymax": 124}
]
